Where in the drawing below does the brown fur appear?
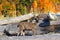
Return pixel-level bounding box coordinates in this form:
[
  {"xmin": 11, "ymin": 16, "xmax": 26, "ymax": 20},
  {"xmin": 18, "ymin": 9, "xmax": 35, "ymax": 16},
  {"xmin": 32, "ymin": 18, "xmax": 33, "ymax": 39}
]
[
  {"xmin": 47, "ymin": 25, "xmax": 60, "ymax": 32},
  {"xmin": 47, "ymin": 25, "xmax": 55, "ymax": 32},
  {"xmin": 17, "ymin": 22, "xmax": 39, "ymax": 36}
]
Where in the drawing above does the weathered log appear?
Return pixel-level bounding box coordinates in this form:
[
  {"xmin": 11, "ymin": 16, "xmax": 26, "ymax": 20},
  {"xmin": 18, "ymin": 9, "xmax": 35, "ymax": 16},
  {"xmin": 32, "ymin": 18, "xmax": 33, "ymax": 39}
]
[
  {"xmin": 0, "ymin": 12, "xmax": 34, "ymax": 25},
  {"xmin": 50, "ymin": 21, "xmax": 60, "ymax": 25}
]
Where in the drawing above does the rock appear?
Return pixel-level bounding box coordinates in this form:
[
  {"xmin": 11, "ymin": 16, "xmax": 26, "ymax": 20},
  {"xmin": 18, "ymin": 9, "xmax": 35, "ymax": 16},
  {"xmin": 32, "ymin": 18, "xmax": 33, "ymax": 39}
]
[
  {"xmin": 4, "ymin": 23, "xmax": 19, "ymax": 36},
  {"xmin": 0, "ymin": 25, "xmax": 7, "ymax": 36}
]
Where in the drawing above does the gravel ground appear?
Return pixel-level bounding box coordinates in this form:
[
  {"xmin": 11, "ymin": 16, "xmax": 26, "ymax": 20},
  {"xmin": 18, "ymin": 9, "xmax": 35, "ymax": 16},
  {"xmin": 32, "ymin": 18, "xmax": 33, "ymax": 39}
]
[{"xmin": 0, "ymin": 34, "xmax": 60, "ymax": 40}]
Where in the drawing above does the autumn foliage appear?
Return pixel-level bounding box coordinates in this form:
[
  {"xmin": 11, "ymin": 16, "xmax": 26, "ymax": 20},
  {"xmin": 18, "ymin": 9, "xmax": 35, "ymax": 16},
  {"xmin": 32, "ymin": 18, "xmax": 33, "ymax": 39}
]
[
  {"xmin": 32, "ymin": 0, "xmax": 37, "ymax": 9},
  {"xmin": 0, "ymin": 0, "xmax": 60, "ymax": 19},
  {"xmin": 0, "ymin": 3, "xmax": 3, "ymax": 11},
  {"xmin": 32, "ymin": 0, "xmax": 60, "ymax": 14}
]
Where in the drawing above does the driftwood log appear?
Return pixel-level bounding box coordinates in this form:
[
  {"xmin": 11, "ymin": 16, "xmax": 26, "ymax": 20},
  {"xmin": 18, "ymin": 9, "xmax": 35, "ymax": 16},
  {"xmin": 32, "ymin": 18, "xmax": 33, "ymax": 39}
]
[
  {"xmin": 0, "ymin": 13, "xmax": 34, "ymax": 25},
  {"xmin": 47, "ymin": 21, "xmax": 60, "ymax": 32}
]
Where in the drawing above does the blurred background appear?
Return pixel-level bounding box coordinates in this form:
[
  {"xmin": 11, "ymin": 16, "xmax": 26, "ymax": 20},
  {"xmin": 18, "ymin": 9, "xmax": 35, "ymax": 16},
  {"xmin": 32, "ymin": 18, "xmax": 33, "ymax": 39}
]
[{"xmin": 0, "ymin": 0, "xmax": 60, "ymax": 19}]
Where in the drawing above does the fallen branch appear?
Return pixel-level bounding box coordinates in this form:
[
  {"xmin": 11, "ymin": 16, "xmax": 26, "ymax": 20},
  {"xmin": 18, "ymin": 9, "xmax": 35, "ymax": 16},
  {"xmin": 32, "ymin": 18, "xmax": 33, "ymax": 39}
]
[{"xmin": 0, "ymin": 12, "xmax": 34, "ymax": 25}]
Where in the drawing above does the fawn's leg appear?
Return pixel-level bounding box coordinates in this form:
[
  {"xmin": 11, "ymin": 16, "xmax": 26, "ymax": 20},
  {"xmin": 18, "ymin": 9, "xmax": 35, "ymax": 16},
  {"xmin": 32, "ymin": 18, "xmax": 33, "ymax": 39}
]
[
  {"xmin": 20, "ymin": 29, "xmax": 25, "ymax": 36},
  {"xmin": 32, "ymin": 29, "xmax": 36, "ymax": 35}
]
